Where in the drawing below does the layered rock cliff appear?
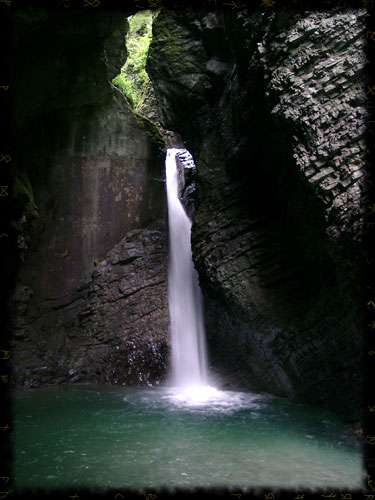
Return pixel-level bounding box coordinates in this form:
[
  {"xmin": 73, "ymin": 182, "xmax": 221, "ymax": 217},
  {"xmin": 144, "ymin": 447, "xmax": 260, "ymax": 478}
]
[
  {"xmin": 147, "ymin": 7, "xmax": 367, "ymax": 422},
  {"xmin": 12, "ymin": 223, "xmax": 168, "ymax": 387}
]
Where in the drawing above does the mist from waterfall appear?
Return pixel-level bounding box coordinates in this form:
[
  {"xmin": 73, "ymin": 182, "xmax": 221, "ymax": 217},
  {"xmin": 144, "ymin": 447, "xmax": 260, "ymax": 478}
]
[{"xmin": 165, "ymin": 148, "xmax": 210, "ymax": 391}]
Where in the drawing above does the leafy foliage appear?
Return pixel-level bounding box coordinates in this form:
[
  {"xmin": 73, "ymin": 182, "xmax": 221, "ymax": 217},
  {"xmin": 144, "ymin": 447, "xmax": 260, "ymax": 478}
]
[{"xmin": 112, "ymin": 11, "xmax": 155, "ymax": 112}]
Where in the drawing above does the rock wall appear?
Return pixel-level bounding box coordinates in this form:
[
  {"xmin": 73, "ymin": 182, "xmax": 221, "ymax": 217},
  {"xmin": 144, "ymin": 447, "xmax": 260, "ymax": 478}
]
[
  {"xmin": 14, "ymin": 91, "xmax": 165, "ymax": 299},
  {"xmin": 11, "ymin": 224, "xmax": 168, "ymax": 387},
  {"xmin": 147, "ymin": 7, "xmax": 367, "ymax": 422},
  {"xmin": 8, "ymin": 6, "xmax": 368, "ymax": 423},
  {"xmin": 9, "ymin": 8, "xmax": 169, "ymax": 387}
]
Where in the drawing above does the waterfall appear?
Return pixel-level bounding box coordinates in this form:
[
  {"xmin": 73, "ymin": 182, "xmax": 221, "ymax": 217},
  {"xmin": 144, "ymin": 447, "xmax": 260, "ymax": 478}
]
[{"xmin": 165, "ymin": 148, "xmax": 209, "ymax": 389}]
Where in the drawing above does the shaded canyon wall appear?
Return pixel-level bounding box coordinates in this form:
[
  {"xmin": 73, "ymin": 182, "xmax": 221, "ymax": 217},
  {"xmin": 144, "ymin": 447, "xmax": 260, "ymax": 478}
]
[
  {"xmin": 9, "ymin": 8, "xmax": 169, "ymax": 387},
  {"xmin": 147, "ymin": 7, "xmax": 368, "ymax": 422},
  {"xmin": 8, "ymin": 6, "xmax": 368, "ymax": 425}
]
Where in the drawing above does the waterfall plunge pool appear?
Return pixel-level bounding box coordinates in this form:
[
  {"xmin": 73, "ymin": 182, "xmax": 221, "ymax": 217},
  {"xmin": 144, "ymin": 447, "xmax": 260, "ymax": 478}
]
[
  {"xmin": 12, "ymin": 384, "xmax": 364, "ymax": 492},
  {"xmin": 12, "ymin": 150, "xmax": 364, "ymax": 492}
]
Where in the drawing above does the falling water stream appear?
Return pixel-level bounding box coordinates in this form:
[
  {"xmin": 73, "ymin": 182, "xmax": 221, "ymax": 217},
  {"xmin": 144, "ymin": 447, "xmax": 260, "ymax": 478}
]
[
  {"xmin": 165, "ymin": 148, "xmax": 212, "ymax": 395},
  {"xmin": 11, "ymin": 150, "xmax": 365, "ymax": 492}
]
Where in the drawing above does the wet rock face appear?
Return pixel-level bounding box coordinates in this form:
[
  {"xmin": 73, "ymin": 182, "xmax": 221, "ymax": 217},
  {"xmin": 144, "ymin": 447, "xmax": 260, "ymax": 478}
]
[
  {"xmin": 176, "ymin": 150, "xmax": 197, "ymax": 219},
  {"xmin": 9, "ymin": 9, "xmax": 169, "ymax": 388},
  {"xmin": 17, "ymin": 90, "xmax": 166, "ymax": 301},
  {"xmin": 148, "ymin": 8, "xmax": 367, "ymax": 422},
  {"xmin": 10, "ymin": 224, "xmax": 169, "ymax": 388},
  {"xmin": 11, "ymin": 9, "xmax": 166, "ymax": 299}
]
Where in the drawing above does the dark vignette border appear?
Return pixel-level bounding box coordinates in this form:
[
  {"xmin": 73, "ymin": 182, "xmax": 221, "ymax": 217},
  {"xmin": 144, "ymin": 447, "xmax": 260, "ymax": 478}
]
[{"xmin": 1, "ymin": 0, "xmax": 373, "ymax": 499}]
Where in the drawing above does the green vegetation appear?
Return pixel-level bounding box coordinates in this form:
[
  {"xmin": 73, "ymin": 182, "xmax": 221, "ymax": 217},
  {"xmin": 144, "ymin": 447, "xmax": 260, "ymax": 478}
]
[
  {"xmin": 112, "ymin": 10, "xmax": 166, "ymax": 155},
  {"xmin": 112, "ymin": 10, "xmax": 156, "ymax": 112}
]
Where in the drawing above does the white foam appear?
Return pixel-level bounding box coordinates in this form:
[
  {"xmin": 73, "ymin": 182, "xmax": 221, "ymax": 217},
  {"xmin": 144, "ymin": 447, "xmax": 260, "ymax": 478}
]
[{"xmin": 161, "ymin": 385, "xmax": 264, "ymax": 412}]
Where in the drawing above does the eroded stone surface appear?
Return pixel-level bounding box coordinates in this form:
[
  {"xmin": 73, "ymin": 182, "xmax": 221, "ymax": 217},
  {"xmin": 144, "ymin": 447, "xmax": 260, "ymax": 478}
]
[
  {"xmin": 8, "ymin": 7, "xmax": 368, "ymax": 424},
  {"xmin": 8, "ymin": 9, "xmax": 169, "ymax": 389},
  {"xmin": 148, "ymin": 8, "xmax": 367, "ymax": 422},
  {"xmin": 10, "ymin": 224, "xmax": 169, "ymax": 388}
]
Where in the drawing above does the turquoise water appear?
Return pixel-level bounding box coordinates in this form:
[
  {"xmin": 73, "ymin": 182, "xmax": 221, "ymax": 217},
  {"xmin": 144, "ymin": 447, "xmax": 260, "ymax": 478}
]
[{"xmin": 12, "ymin": 384, "xmax": 365, "ymax": 492}]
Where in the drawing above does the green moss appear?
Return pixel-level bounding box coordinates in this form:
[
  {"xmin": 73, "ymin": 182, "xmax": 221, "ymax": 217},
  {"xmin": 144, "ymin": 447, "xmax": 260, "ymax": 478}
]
[
  {"xmin": 112, "ymin": 74, "xmax": 135, "ymax": 107},
  {"xmin": 111, "ymin": 10, "xmax": 166, "ymax": 155},
  {"xmin": 12, "ymin": 170, "xmax": 39, "ymax": 219},
  {"xmin": 133, "ymin": 110, "xmax": 166, "ymax": 156}
]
